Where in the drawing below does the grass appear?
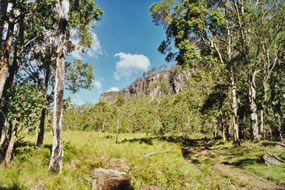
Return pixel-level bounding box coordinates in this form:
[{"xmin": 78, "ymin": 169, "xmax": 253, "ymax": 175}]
[
  {"xmin": 0, "ymin": 131, "xmax": 203, "ymax": 190},
  {"xmin": 212, "ymin": 139, "xmax": 285, "ymax": 185},
  {"xmin": 1, "ymin": 132, "xmax": 284, "ymax": 189}
]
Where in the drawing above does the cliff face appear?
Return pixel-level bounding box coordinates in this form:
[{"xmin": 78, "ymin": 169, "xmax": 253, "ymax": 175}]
[{"xmin": 100, "ymin": 66, "xmax": 191, "ymax": 103}]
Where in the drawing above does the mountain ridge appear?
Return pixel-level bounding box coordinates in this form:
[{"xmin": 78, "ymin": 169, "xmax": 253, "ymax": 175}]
[{"xmin": 100, "ymin": 66, "xmax": 191, "ymax": 103}]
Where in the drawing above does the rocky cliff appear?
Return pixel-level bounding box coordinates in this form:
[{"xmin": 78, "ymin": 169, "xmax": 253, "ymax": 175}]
[{"xmin": 100, "ymin": 66, "xmax": 191, "ymax": 103}]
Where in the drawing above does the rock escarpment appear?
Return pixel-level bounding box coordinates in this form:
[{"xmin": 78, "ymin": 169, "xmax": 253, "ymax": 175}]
[{"xmin": 100, "ymin": 66, "xmax": 191, "ymax": 103}]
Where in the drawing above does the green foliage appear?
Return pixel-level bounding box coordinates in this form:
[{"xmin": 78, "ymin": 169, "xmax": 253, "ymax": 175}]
[
  {"xmin": 69, "ymin": 0, "xmax": 103, "ymax": 49},
  {"xmin": 0, "ymin": 85, "xmax": 44, "ymax": 132},
  {"xmin": 63, "ymin": 67, "xmax": 218, "ymax": 136},
  {"xmin": 66, "ymin": 60, "xmax": 95, "ymax": 93},
  {"xmin": 149, "ymin": 0, "xmax": 175, "ymax": 27},
  {"xmin": 151, "ymin": 0, "xmax": 285, "ymax": 141}
]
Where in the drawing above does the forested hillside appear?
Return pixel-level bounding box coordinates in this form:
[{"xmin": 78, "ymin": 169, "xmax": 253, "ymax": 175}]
[{"xmin": 0, "ymin": 0, "xmax": 285, "ymax": 189}]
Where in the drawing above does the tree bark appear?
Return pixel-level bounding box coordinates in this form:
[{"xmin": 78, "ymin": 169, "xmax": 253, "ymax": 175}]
[
  {"xmin": 4, "ymin": 122, "xmax": 17, "ymax": 167},
  {"xmin": 37, "ymin": 68, "xmax": 50, "ymax": 146},
  {"xmin": 230, "ymin": 68, "xmax": 240, "ymax": 146},
  {"xmin": 37, "ymin": 106, "xmax": 47, "ymax": 146},
  {"xmin": 0, "ymin": 15, "xmax": 22, "ymax": 151},
  {"xmin": 48, "ymin": 0, "xmax": 69, "ymax": 174},
  {"xmin": 225, "ymin": 9, "xmax": 240, "ymax": 145},
  {"xmin": 212, "ymin": 122, "xmax": 217, "ymax": 138},
  {"xmin": 249, "ymin": 71, "xmax": 260, "ymax": 141},
  {"xmin": 260, "ymin": 80, "xmax": 267, "ymax": 139},
  {"xmin": 3, "ymin": 41, "xmax": 21, "ymax": 164},
  {"xmin": 221, "ymin": 115, "xmax": 229, "ymax": 142},
  {"xmin": 0, "ymin": 120, "xmax": 8, "ymax": 148},
  {"xmin": 0, "ymin": 9, "xmax": 15, "ymax": 100},
  {"xmin": 275, "ymin": 112, "xmax": 283, "ymax": 142}
]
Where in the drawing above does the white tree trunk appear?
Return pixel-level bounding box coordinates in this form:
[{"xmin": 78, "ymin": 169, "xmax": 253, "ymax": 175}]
[
  {"xmin": 0, "ymin": 120, "xmax": 8, "ymax": 148},
  {"xmin": 260, "ymin": 81, "xmax": 267, "ymax": 138},
  {"xmin": 230, "ymin": 68, "xmax": 240, "ymax": 146},
  {"xmin": 249, "ymin": 71, "xmax": 260, "ymax": 141},
  {"xmin": 48, "ymin": 0, "xmax": 69, "ymax": 174}
]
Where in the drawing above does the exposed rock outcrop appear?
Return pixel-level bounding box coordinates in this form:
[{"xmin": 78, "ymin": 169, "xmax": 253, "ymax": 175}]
[
  {"xmin": 92, "ymin": 168, "xmax": 131, "ymax": 190},
  {"xmin": 100, "ymin": 66, "xmax": 191, "ymax": 103},
  {"xmin": 91, "ymin": 158, "xmax": 131, "ymax": 190},
  {"xmin": 108, "ymin": 158, "xmax": 130, "ymax": 173},
  {"xmin": 260, "ymin": 153, "xmax": 283, "ymax": 166}
]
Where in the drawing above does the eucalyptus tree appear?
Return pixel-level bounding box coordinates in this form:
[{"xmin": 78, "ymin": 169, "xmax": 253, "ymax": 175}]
[
  {"xmin": 231, "ymin": 0, "xmax": 285, "ymax": 141},
  {"xmin": 0, "ymin": 0, "xmax": 42, "ymax": 159},
  {"xmin": 150, "ymin": 0, "xmax": 241, "ymax": 145},
  {"xmin": 0, "ymin": 0, "xmax": 16, "ymax": 99},
  {"xmin": 48, "ymin": 0, "xmax": 102, "ymax": 173},
  {"xmin": 47, "ymin": 0, "xmax": 70, "ymax": 173},
  {"xmin": 151, "ymin": 0, "xmax": 285, "ymax": 142},
  {"xmin": 114, "ymin": 95, "xmax": 125, "ymax": 144},
  {"xmin": 15, "ymin": 0, "xmax": 102, "ymax": 147}
]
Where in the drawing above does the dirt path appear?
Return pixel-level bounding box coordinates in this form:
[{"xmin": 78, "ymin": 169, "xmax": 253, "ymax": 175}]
[{"xmin": 182, "ymin": 140, "xmax": 284, "ymax": 190}]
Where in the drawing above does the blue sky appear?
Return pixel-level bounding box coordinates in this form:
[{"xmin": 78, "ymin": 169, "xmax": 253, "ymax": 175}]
[{"xmin": 67, "ymin": 0, "xmax": 168, "ymax": 105}]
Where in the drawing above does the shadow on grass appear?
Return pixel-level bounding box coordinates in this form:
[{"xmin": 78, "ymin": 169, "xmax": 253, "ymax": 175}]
[
  {"xmin": 0, "ymin": 184, "xmax": 22, "ymax": 190},
  {"xmin": 13, "ymin": 141, "xmax": 53, "ymax": 156},
  {"xmin": 223, "ymin": 158, "xmax": 258, "ymax": 167},
  {"xmin": 121, "ymin": 135, "xmax": 212, "ymax": 148}
]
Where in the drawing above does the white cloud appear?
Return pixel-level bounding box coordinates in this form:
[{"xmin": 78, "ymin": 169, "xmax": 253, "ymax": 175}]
[
  {"xmin": 70, "ymin": 31, "xmax": 102, "ymax": 60},
  {"xmin": 107, "ymin": 87, "xmax": 119, "ymax": 92},
  {"xmin": 94, "ymin": 80, "xmax": 102, "ymax": 89},
  {"xmin": 70, "ymin": 94, "xmax": 84, "ymax": 105},
  {"xmin": 114, "ymin": 52, "xmax": 151, "ymax": 80},
  {"xmin": 87, "ymin": 32, "xmax": 102, "ymax": 57},
  {"xmin": 70, "ymin": 50, "xmax": 82, "ymax": 60}
]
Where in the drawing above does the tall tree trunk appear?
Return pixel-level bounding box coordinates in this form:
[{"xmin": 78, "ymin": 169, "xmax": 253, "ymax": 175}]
[
  {"xmin": 0, "ymin": 9, "xmax": 15, "ymax": 100},
  {"xmin": 225, "ymin": 10, "xmax": 240, "ymax": 145},
  {"xmin": 37, "ymin": 106, "xmax": 47, "ymax": 146},
  {"xmin": 48, "ymin": 0, "xmax": 69, "ymax": 174},
  {"xmin": 0, "ymin": 120, "xmax": 8, "ymax": 148},
  {"xmin": 212, "ymin": 121, "xmax": 217, "ymax": 139},
  {"xmin": 0, "ymin": 13, "xmax": 22, "ymax": 152},
  {"xmin": 0, "ymin": 0, "xmax": 8, "ymax": 41},
  {"xmin": 280, "ymin": 62, "xmax": 285, "ymax": 141},
  {"xmin": 4, "ymin": 122, "xmax": 18, "ymax": 167},
  {"xmin": 37, "ymin": 68, "xmax": 50, "ymax": 146},
  {"xmin": 249, "ymin": 71, "xmax": 260, "ymax": 141},
  {"xmin": 230, "ymin": 68, "xmax": 240, "ymax": 146},
  {"xmin": 260, "ymin": 81, "xmax": 267, "ymax": 138},
  {"xmin": 4, "ymin": 40, "xmax": 21, "ymax": 166},
  {"xmin": 220, "ymin": 114, "xmax": 229, "ymax": 142},
  {"xmin": 222, "ymin": 124, "xmax": 226, "ymax": 142}
]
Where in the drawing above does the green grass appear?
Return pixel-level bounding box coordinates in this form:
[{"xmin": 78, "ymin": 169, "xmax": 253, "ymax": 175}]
[
  {"xmin": 0, "ymin": 131, "xmax": 203, "ymax": 190},
  {"xmin": 212, "ymin": 140, "xmax": 285, "ymax": 185},
  {"xmin": 1, "ymin": 132, "xmax": 284, "ymax": 189}
]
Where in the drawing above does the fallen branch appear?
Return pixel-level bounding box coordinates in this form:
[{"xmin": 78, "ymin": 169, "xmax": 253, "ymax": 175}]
[
  {"xmin": 142, "ymin": 150, "xmax": 174, "ymax": 158},
  {"xmin": 275, "ymin": 142, "xmax": 285, "ymax": 147},
  {"xmin": 262, "ymin": 141, "xmax": 285, "ymax": 147}
]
